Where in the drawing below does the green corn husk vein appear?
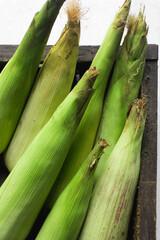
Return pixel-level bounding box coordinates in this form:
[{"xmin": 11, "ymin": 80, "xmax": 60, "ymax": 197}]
[
  {"xmin": 0, "ymin": 67, "xmax": 98, "ymax": 240},
  {"xmin": 4, "ymin": 3, "xmax": 80, "ymax": 171},
  {"xmin": 36, "ymin": 139, "xmax": 107, "ymax": 240},
  {"xmin": 0, "ymin": 0, "xmax": 66, "ymax": 153},
  {"xmin": 45, "ymin": 0, "xmax": 131, "ymax": 209},
  {"xmin": 79, "ymin": 96, "xmax": 148, "ymax": 240}
]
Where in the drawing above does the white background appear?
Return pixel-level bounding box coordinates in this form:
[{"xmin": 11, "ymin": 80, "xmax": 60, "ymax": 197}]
[
  {"xmin": 0, "ymin": 0, "xmax": 159, "ymax": 238},
  {"xmin": 0, "ymin": 0, "xmax": 159, "ymax": 45}
]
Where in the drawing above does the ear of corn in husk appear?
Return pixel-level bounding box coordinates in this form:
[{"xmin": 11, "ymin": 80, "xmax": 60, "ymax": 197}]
[
  {"xmin": 45, "ymin": 0, "xmax": 131, "ymax": 209},
  {"xmin": 35, "ymin": 139, "xmax": 107, "ymax": 240},
  {"xmin": 4, "ymin": 0, "xmax": 81, "ymax": 172},
  {"xmin": 0, "ymin": 67, "xmax": 99, "ymax": 240},
  {"xmin": 94, "ymin": 9, "xmax": 148, "ymax": 180},
  {"xmin": 78, "ymin": 95, "xmax": 148, "ymax": 240},
  {"xmin": 0, "ymin": 0, "xmax": 66, "ymax": 153}
]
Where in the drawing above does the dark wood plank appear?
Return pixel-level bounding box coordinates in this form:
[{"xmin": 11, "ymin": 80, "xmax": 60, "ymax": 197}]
[
  {"xmin": 141, "ymin": 60, "xmax": 157, "ymax": 182},
  {"xmin": 128, "ymin": 181, "xmax": 156, "ymax": 240},
  {"xmin": 131, "ymin": 59, "xmax": 158, "ymax": 239},
  {"xmin": 0, "ymin": 44, "xmax": 158, "ymax": 64},
  {"xmin": 137, "ymin": 181, "xmax": 156, "ymax": 240}
]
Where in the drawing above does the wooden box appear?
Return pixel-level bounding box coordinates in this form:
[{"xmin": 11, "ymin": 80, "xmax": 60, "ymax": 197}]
[{"xmin": 0, "ymin": 44, "xmax": 158, "ymax": 239}]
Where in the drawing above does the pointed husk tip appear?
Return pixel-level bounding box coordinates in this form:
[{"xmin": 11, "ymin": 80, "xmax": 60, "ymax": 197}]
[
  {"xmin": 127, "ymin": 95, "xmax": 148, "ymax": 118},
  {"xmin": 113, "ymin": 0, "xmax": 131, "ymax": 28},
  {"xmin": 133, "ymin": 95, "xmax": 148, "ymax": 112},
  {"xmin": 84, "ymin": 66, "xmax": 100, "ymax": 90},
  {"xmin": 120, "ymin": 0, "xmax": 131, "ymax": 9},
  {"xmin": 89, "ymin": 66, "xmax": 100, "ymax": 79},
  {"xmin": 126, "ymin": 6, "xmax": 148, "ymax": 34},
  {"xmin": 89, "ymin": 139, "xmax": 108, "ymax": 171}
]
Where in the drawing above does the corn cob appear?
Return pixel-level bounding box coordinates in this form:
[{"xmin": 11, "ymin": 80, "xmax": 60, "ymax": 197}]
[
  {"xmin": 35, "ymin": 139, "xmax": 107, "ymax": 240},
  {"xmin": 0, "ymin": 0, "xmax": 66, "ymax": 153},
  {"xmin": 4, "ymin": 0, "xmax": 81, "ymax": 172},
  {"xmin": 45, "ymin": 0, "xmax": 131, "ymax": 209},
  {"xmin": 0, "ymin": 67, "xmax": 99, "ymax": 240},
  {"xmin": 79, "ymin": 95, "xmax": 148, "ymax": 240},
  {"xmin": 95, "ymin": 9, "xmax": 148, "ymax": 180}
]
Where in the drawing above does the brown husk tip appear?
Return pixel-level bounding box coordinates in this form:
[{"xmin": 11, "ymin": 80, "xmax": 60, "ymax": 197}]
[
  {"xmin": 126, "ymin": 5, "xmax": 148, "ymax": 32},
  {"xmin": 133, "ymin": 95, "xmax": 148, "ymax": 110},
  {"xmin": 126, "ymin": 14, "xmax": 138, "ymax": 31},
  {"xmin": 127, "ymin": 95, "xmax": 148, "ymax": 117},
  {"xmin": 90, "ymin": 66, "xmax": 100, "ymax": 78},
  {"xmin": 120, "ymin": 0, "xmax": 130, "ymax": 9},
  {"xmin": 65, "ymin": 0, "xmax": 87, "ymax": 23},
  {"xmin": 136, "ymin": 94, "xmax": 148, "ymax": 112},
  {"xmin": 89, "ymin": 139, "xmax": 108, "ymax": 171}
]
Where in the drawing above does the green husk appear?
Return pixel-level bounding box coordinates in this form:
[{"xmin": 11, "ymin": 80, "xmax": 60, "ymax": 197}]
[
  {"xmin": 0, "ymin": 67, "xmax": 99, "ymax": 240},
  {"xmin": 45, "ymin": 0, "xmax": 131, "ymax": 209},
  {"xmin": 4, "ymin": 1, "xmax": 81, "ymax": 172},
  {"xmin": 36, "ymin": 139, "xmax": 107, "ymax": 240},
  {"xmin": 95, "ymin": 9, "xmax": 148, "ymax": 179},
  {"xmin": 79, "ymin": 96, "xmax": 148, "ymax": 240},
  {"xmin": 0, "ymin": 0, "xmax": 66, "ymax": 153}
]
